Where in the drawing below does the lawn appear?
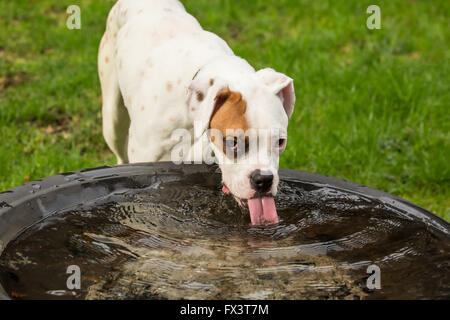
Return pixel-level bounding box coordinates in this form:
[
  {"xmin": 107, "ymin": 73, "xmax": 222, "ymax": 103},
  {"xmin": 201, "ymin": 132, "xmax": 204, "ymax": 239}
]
[{"xmin": 0, "ymin": 0, "xmax": 448, "ymax": 220}]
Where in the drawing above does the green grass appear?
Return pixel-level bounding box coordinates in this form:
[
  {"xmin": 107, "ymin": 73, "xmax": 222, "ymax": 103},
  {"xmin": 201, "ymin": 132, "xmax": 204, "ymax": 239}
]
[{"xmin": 0, "ymin": 0, "xmax": 448, "ymax": 220}]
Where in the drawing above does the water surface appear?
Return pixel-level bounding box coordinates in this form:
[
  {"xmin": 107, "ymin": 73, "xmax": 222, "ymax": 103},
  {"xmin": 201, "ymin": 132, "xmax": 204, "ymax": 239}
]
[{"xmin": 0, "ymin": 171, "xmax": 449, "ymax": 299}]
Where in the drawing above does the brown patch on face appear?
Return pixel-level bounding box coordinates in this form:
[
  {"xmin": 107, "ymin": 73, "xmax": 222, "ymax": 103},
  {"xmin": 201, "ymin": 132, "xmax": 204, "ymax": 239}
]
[
  {"xmin": 104, "ymin": 56, "xmax": 109, "ymax": 63},
  {"xmin": 196, "ymin": 91, "xmax": 204, "ymax": 102},
  {"xmin": 166, "ymin": 82, "xmax": 172, "ymax": 92},
  {"xmin": 209, "ymin": 89, "xmax": 248, "ymax": 152},
  {"xmin": 141, "ymin": 105, "xmax": 145, "ymax": 111},
  {"xmin": 209, "ymin": 79, "xmax": 214, "ymax": 86}
]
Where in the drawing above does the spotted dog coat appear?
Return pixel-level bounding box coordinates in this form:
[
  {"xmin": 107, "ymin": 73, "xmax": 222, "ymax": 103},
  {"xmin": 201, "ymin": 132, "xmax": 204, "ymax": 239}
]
[{"xmin": 99, "ymin": 0, "xmax": 296, "ymax": 220}]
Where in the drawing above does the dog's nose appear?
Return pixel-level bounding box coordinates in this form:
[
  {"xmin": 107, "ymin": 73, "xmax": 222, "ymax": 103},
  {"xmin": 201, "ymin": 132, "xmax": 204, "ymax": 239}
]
[{"xmin": 250, "ymin": 170, "xmax": 273, "ymax": 193}]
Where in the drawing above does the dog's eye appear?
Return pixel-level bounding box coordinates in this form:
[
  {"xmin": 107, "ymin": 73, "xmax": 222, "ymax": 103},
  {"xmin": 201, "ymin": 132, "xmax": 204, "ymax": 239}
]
[
  {"xmin": 223, "ymin": 136, "xmax": 247, "ymax": 160},
  {"xmin": 277, "ymin": 138, "xmax": 286, "ymax": 149},
  {"xmin": 224, "ymin": 137, "xmax": 238, "ymax": 150}
]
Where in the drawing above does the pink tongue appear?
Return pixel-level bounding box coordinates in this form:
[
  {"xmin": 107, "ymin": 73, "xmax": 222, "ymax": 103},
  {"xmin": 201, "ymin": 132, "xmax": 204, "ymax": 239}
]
[
  {"xmin": 248, "ymin": 196, "xmax": 279, "ymax": 226},
  {"xmin": 222, "ymin": 185, "xmax": 231, "ymax": 194}
]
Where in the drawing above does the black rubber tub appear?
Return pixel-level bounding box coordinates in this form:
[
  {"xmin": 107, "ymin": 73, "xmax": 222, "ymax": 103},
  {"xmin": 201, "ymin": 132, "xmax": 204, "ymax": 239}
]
[{"xmin": 0, "ymin": 162, "xmax": 449, "ymax": 300}]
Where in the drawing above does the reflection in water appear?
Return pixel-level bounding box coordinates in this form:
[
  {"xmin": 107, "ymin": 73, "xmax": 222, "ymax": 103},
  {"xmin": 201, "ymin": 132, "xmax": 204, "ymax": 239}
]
[{"xmin": 0, "ymin": 173, "xmax": 449, "ymax": 299}]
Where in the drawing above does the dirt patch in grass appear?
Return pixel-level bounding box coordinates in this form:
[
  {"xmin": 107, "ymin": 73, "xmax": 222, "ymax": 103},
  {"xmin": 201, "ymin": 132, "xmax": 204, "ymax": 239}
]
[
  {"xmin": 39, "ymin": 116, "xmax": 72, "ymax": 134},
  {"xmin": 0, "ymin": 72, "xmax": 27, "ymax": 91}
]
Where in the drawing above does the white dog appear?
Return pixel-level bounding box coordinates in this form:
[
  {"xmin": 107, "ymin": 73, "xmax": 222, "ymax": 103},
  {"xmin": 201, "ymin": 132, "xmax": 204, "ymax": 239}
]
[{"xmin": 98, "ymin": 0, "xmax": 295, "ymax": 225}]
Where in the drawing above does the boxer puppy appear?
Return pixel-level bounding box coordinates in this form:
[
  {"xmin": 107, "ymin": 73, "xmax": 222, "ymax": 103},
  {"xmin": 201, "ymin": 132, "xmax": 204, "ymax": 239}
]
[{"xmin": 99, "ymin": 0, "xmax": 295, "ymax": 225}]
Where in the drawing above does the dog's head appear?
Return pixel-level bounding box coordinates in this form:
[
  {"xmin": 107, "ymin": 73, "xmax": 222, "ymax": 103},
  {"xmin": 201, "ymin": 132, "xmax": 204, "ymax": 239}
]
[{"xmin": 186, "ymin": 68, "xmax": 295, "ymax": 225}]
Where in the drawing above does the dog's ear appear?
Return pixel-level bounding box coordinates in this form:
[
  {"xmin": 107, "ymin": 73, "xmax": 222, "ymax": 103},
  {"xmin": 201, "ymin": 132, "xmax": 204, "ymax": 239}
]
[
  {"xmin": 186, "ymin": 77, "xmax": 229, "ymax": 137},
  {"xmin": 256, "ymin": 68, "xmax": 295, "ymax": 119}
]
